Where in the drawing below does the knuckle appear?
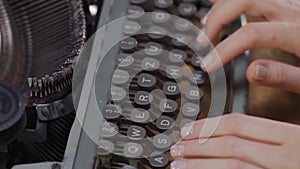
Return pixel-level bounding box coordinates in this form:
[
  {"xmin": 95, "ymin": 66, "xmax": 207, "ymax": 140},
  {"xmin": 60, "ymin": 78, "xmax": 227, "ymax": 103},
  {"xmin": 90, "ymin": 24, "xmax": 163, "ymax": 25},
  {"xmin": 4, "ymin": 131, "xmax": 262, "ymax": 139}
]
[
  {"xmin": 225, "ymin": 113, "xmax": 245, "ymax": 134},
  {"xmin": 242, "ymin": 23, "xmax": 263, "ymax": 48},
  {"xmin": 223, "ymin": 136, "xmax": 241, "ymax": 156},
  {"xmin": 274, "ymin": 63, "xmax": 288, "ymax": 88}
]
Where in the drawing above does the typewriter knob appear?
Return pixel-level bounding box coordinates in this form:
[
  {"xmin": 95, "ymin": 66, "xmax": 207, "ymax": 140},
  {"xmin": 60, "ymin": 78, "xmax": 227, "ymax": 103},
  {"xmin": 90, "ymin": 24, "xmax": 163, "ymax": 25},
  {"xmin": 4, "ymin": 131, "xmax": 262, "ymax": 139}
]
[{"xmin": 0, "ymin": 80, "xmax": 26, "ymax": 145}]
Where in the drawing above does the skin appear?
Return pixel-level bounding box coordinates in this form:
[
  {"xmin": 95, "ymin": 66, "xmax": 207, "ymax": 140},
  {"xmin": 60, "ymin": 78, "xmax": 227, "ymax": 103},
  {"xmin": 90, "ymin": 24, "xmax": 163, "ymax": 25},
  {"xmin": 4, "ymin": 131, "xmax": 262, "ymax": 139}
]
[{"xmin": 170, "ymin": 0, "xmax": 300, "ymax": 168}]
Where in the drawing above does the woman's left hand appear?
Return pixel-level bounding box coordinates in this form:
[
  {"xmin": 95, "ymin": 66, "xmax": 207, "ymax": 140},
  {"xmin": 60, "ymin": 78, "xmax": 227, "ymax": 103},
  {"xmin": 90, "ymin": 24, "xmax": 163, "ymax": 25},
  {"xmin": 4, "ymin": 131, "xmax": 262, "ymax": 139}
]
[{"xmin": 170, "ymin": 113, "xmax": 300, "ymax": 169}]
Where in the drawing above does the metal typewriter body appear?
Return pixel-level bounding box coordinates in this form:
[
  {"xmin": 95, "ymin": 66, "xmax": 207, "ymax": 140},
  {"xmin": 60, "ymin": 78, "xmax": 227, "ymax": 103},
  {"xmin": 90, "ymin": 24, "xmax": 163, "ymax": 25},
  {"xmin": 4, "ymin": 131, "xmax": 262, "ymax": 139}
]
[{"xmin": 11, "ymin": 0, "xmax": 249, "ymax": 168}]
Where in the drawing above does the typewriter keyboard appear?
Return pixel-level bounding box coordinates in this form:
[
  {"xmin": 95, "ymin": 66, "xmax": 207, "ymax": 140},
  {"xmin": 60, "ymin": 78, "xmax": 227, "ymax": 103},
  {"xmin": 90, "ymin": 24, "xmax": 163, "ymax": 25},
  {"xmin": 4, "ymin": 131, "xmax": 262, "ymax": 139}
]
[{"xmin": 94, "ymin": 0, "xmax": 219, "ymax": 168}]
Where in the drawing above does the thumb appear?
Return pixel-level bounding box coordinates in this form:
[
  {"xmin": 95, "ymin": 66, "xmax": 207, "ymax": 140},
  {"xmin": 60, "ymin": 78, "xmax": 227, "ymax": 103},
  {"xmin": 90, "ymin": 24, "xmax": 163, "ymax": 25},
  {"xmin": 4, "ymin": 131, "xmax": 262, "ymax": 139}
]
[{"xmin": 247, "ymin": 59, "xmax": 300, "ymax": 94}]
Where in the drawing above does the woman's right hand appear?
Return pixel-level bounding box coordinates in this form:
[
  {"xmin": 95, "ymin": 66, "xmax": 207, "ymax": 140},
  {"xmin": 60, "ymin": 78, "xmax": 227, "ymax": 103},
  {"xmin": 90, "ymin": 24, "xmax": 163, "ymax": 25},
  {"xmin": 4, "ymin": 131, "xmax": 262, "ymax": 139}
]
[{"xmin": 198, "ymin": 0, "xmax": 300, "ymax": 94}]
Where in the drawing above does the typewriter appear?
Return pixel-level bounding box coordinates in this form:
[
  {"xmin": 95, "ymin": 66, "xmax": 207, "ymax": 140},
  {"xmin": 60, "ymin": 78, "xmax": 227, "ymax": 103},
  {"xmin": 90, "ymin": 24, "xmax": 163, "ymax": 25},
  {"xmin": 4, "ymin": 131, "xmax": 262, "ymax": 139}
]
[{"xmin": 0, "ymin": 0, "xmax": 249, "ymax": 169}]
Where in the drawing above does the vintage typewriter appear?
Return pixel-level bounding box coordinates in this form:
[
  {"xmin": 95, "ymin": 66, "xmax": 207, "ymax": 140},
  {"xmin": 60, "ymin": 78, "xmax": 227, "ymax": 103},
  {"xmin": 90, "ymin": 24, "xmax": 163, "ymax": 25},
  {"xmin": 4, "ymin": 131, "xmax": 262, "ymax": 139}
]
[{"xmin": 0, "ymin": 0, "xmax": 249, "ymax": 169}]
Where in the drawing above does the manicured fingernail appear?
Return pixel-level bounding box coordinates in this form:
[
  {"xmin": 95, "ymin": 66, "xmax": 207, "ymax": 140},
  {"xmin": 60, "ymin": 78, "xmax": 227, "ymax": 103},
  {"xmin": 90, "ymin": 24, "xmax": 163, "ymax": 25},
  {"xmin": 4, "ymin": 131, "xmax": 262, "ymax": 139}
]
[
  {"xmin": 199, "ymin": 138, "xmax": 208, "ymax": 144},
  {"xmin": 171, "ymin": 161, "xmax": 186, "ymax": 169},
  {"xmin": 201, "ymin": 11, "xmax": 210, "ymax": 25},
  {"xmin": 181, "ymin": 123, "xmax": 194, "ymax": 138},
  {"xmin": 255, "ymin": 65, "xmax": 268, "ymax": 80},
  {"xmin": 170, "ymin": 145, "xmax": 185, "ymax": 157},
  {"xmin": 196, "ymin": 28, "xmax": 209, "ymax": 46},
  {"xmin": 201, "ymin": 53, "xmax": 215, "ymax": 71}
]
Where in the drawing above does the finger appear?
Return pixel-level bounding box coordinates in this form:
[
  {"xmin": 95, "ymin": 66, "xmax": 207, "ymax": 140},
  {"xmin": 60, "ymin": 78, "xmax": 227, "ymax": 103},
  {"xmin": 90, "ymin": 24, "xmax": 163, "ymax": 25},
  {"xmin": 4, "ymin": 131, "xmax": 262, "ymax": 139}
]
[
  {"xmin": 247, "ymin": 59, "xmax": 300, "ymax": 94},
  {"xmin": 197, "ymin": 0, "xmax": 300, "ymax": 45},
  {"xmin": 201, "ymin": 22, "xmax": 300, "ymax": 72},
  {"xmin": 171, "ymin": 159, "xmax": 262, "ymax": 169},
  {"xmin": 181, "ymin": 113, "xmax": 288, "ymax": 144},
  {"xmin": 171, "ymin": 136, "xmax": 280, "ymax": 169},
  {"xmin": 197, "ymin": 0, "xmax": 264, "ymax": 45}
]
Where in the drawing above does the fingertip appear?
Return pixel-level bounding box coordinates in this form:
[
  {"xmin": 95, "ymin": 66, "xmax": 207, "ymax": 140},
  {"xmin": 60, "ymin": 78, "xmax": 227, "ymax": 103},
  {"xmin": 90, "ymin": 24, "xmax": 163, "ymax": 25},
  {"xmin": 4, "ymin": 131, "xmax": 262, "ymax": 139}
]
[
  {"xmin": 196, "ymin": 28, "xmax": 211, "ymax": 47},
  {"xmin": 247, "ymin": 60, "xmax": 271, "ymax": 83},
  {"xmin": 246, "ymin": 64, "xmax": 256, "ymax": 83}
]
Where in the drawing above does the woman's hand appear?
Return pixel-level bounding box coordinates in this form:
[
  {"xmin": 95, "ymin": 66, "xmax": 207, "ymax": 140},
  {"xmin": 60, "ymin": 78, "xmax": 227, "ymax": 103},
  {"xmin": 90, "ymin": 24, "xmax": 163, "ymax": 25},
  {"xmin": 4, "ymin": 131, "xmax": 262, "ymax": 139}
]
[
  {"xmin": 198, "ymin": 0, "xmax": 300, "ymax": 94},
  {"xmin": 171, "ymin": 113, "xmax": 300, "ymax": 169}
]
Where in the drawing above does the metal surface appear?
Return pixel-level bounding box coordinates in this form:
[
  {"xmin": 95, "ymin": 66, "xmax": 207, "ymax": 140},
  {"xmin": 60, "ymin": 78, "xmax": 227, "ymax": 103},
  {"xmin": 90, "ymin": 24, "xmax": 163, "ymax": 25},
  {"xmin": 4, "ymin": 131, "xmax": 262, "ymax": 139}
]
[
  {"xmin": 0, "ymin": 0, "xmax": 86, "ymax": 102},
  {"xmin": 231, "ymin": 15, "xmax": 249, "ymax": 114},
  {"xmin": 0, "ymin": 0, "xmax": 26, "ymax": 87},
  {"xmin": 0, "ymin": 28, "xmax": 2, "ymax": 57}
]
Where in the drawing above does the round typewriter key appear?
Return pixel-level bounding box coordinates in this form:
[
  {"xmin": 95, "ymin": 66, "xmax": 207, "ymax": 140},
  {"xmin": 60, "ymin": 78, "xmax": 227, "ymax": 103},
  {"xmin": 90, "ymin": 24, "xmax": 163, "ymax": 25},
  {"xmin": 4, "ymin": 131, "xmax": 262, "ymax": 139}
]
[
  {"xmin": 130, "ymin": 0, "xmax": 153, "ymax": 11},
  {"xmin": 117, "ymin": 54, "xmax": 135, "ymax": 68},
  {"xmin": 145, "ymin": 42, "xmax": 163, "ymax": 57},
  {"xmin": 153, "ymin": 134, "xmax": 172, "ymax": 149},
  {"xmin": 151, "ymin": 10, "xmax": 171, "ymax": 24},
  {"xmin": 168, "ymin": 49, "xmax": 187, "ymax": 64},
  {"xmin": 127, "ymin": 5, "xmax": 145, "ymax": 19},
  {"xmin": 163, "ymin": 82, "xmax": 180, "ymax": 97},
  {"xmin": 178, "ymin": 3, "xmax": 197, "ymax": 18},
  {"xmin": 130, "ymin": 0, "xmax": 146, "ymax": 3},
  {"xmin": 99, "ymin": 122, "xmax": 119, "ymax": 138},
  {"xmin": 191, "ymin": 55, "xmax": 203, "ymax": 68},
  {"xmin": 103, "ymin": 104, "xmax": 122, "ymax": 120},
  {"xmin": 130, "ymin": 0, "xmax": 147, "ymax": 5},
  {"xmin": 156, "ymin": 116, "xmax": 175, "ymax": 130},
  {"xmin": 127, "ymin": 125, "xmax": 147, "ymax": 140},
  {"xmin": 141, "ymin": 57, "xmax": 160, "ymax": 71},
  {"xmin": 98, "ymin": 140, "xmax": 115, "ymax": 155},
  {"xmin": 130, "ymin": 109, "xmax": 150, "ymax": 123},
  {"xmin": 122, "ymin": 165, "xmax": 137, "ymax": 169},
  {"xmin": 159, "ymin": 99, "xmax": 178, "ymax": 113},
  {"xmin": 188, "ymin": 71, "xmax": 206, "ymax": 85},
  {"xmin": 175, "ymin": 19, "xmax": 193, "ymax": 32},
  {"xmin": 182, "ymin": 103, "xmax": 200, "ymax": 118},
  {"xmin": 111, "ymin": 86, "xmax": 127, "ymax": 101},
  {"xmin": 148, "ymin": 26, "xmax": 167, "ymax": 42},
  {"xmin": 154, "ymin": 0, "xmax": 174, "ymax": 10},
  {"xmin": 123, "ymin": 21, "xmax": 141, "ymax": 35},
  {"xmin": 112, "ymin": 69, "xmax": 130, "ymax": 85},
  {"xmin": 119, "ymin": 37, "xmax": 138, "ymax": 52},
  {"xmin": 123, "ymin": 142, "xmax": 144, "ymax": 158},
  {"xmin": 171, "ymin": 33, "xmax": 191, "ymax": 48},
  {"xmin": 185, "ymin": 86, "xmax": 204, "ymax": 101},
  {"xmin": 134, "ymin": 91, "xmax": 153, "ymax": 106},
  {"xmin": 149, "ymin": 153, "xmax": 169, "ymax": 168},
  {"xmin": 97, "ymin": 139, "xmax": 115, "ymax": 169},
  {"xmin": 154, "ymin": 0, "xmax": 173, "ymax": 8},
  {"xmin": 165, "ymin": 66, "xmax": 184, "ymax": 80},
  {"xmin": 138, "ymin": 73, "xmax": 157, "ymax": 88}
]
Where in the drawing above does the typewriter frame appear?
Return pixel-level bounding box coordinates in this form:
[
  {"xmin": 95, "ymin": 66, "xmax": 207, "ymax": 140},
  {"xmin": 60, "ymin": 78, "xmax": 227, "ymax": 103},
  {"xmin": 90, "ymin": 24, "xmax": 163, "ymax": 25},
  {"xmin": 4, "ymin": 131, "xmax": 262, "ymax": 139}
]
[{"xmin": 11, "ymin": 0, "xmax": 249, "ymax": 168}]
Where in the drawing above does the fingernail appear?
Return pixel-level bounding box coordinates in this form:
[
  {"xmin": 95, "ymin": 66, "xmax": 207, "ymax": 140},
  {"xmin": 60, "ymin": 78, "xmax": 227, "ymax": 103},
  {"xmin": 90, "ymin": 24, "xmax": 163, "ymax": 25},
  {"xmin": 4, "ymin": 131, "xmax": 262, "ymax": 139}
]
[
  {"xmin": 181, "ymin": 123, "xmax": 194, "ymax": 138},
  {"xmin": 171, "ymin": 161, "xmax": 186, "ymax": 169},
  {"xmin": 199, "ymin": 138, "xmax": 208, "ymax": 144},
  {"xmin": 255, "ymin": 65, "xmax": 268, "ymax": 80},
  {"xmin": 201, "ymin": 11, "xmax": 210, "ymax": 25},
  {"xmin": 196, "ymin": 28, "xmax": 209, "ymax": 46},
  {"xmin": 201, "ymin": 53, "xmax": 215, "ymax": 71},
  {"xmin": 170, "ymin": 145, "xmax": 185, "ymax": 157}
]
